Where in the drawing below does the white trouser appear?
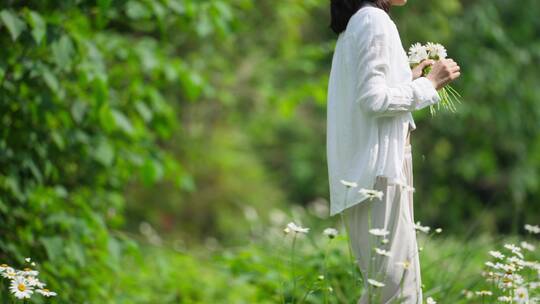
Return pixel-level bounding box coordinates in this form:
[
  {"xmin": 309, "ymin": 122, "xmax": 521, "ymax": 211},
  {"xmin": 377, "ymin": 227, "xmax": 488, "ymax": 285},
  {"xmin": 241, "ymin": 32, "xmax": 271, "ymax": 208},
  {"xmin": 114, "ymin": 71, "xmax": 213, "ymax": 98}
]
[{"xmin": 343, "ymin": 129, "xmax": 422, "ymax": 304}]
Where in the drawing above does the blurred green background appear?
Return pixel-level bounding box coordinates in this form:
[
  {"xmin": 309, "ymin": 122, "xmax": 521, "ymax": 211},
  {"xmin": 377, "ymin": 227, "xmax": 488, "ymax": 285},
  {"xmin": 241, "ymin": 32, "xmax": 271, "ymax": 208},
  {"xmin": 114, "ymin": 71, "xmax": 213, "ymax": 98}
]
[{"xmin": 0, "ymin": 0, "xmax": 539, "ymax": 302}]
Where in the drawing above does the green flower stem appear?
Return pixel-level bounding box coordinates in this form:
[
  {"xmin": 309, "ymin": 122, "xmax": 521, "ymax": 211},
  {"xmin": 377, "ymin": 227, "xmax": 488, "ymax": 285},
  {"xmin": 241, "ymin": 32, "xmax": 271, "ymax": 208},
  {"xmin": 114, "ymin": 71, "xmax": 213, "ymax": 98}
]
[{"xmin": 291, "ymin": 233, "xmax": 298, "ymax": 304}]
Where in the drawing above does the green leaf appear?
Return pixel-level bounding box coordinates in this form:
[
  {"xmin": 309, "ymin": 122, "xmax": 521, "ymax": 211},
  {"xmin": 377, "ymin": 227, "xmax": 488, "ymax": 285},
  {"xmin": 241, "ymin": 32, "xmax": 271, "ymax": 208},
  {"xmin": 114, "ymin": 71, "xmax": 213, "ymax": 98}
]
[
  {"xmin": 111, "ymin": 109, "xmax": 135, "ymax": 135},
  {"xmin": 41, "ymin": 236, "xmax": 64, "ymax": 261},
  {"xmin": 51, "ymin": 35, "xmax": 74, "ymax": 69},
  {"xmin": 0, "ymin": 10, "xmax": 27, "ymax": 41},
  {"xmin": 26, "ymin": 10, "xmax": 46, "ymax": 44},
  {"xmin": 93, "ymin": 138, "xmax": 115, "ymax": 166}
]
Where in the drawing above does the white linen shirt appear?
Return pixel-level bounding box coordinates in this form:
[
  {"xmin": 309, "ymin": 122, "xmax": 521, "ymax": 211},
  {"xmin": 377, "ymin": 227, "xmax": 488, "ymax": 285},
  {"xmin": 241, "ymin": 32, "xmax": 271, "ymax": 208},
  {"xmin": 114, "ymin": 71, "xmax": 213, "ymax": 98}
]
[{"xmin": 326, "ymin": 4, "xmax": 441, "ymax": 217}]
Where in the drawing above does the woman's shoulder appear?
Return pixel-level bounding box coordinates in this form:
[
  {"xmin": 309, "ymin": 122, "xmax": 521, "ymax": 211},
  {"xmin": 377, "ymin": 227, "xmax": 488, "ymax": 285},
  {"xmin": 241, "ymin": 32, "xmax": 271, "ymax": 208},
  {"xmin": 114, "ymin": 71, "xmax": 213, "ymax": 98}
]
[{"xmin": 346, "ymin": 6, "xmax": 392, "ymax": 37}]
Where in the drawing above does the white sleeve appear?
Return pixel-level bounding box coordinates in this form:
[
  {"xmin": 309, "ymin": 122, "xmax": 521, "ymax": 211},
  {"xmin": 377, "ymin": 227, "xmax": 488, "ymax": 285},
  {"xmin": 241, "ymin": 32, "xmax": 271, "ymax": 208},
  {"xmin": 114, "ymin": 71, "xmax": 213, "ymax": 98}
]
[{"xmin": 354, "ymin": 13, "xmax": 440, "ymax": 118}]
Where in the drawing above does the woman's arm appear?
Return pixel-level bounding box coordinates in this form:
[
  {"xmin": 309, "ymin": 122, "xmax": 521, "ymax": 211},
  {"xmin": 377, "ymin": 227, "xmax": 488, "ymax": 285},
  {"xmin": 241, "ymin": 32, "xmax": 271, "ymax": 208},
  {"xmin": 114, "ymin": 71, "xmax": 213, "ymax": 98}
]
[{"xmin": 354, "ymin": 13, "xmax": 440, "ymax": 118}]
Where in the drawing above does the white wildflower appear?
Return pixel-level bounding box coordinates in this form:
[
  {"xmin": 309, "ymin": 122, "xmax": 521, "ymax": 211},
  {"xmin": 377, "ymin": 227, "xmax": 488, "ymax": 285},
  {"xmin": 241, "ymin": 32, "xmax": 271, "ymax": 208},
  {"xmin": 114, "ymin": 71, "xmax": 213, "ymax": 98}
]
[
  {"xmin": 17, "ymin": 267, "xmax": 39, "ymax": 277},
  {"xmin": 489, "ymin": 250, "xmax": 505, "ymax": 260},
  {"xmin": 374, "ymin": 247, "xmax": 391, "ymax": 257},
  {"xmin": 323, "ymin": 228, "xmax": 338, "ymax": 239},
  {"xmin": 504, "ymin": 243, "xmax": 524, "ymax": 259},
  {"xmin": 414, "ymin": 221, "xmax": 430, "ymax": 233},
  {"xmin": 36, "ymin": 288, "xmax": 57, "ymax": 297},
  {"xmin": 475, "ymin": 290, "xmax": 493, "ymax": 296},
  {"xmin": 9, "ymin": 276, "xmax": 33, "ymax": 299},
  {"xmin": 285, "ymin": 222, "xmax": 309, "ymax": 234},
  {"xmin": 520, "ymin": 241, "xmax": 535, "ymax": 251},
  {"xmin": 26, "ymin": 276, "xmax": 46, "ymax": 289},
  {"xmin": 340, "ymin": 180, "xmax": 357, "ymax": 188},
  {"xmin": 426, "ymin": 297, "xmax": 437, "ymax": 304},
  {"xmin": 514, "ymin": 286, "xmax": 529, "ymax": 303},
  {"xmin": 358, "ymin": 188, "xmax": 384, "ymax": 200},
  {"xmin": 425, "ymin": 42, "xmax": 447, "ymax": 59},
  {"xmin": 435, "ymin": 228, "xmax": 443, "ymax": 234},
  {"xmin": 367, "ymin": 278, "xmax": 385, "ymax": 288},
  {"xmin": 408, "ymin": 42, "xmax": 428, "ymax": 64},
  {"xmin": 2, "ymin": 267, "xmax": 17, "ymax": 279},
  {"xmin": 524, "ymin": 224, "xmax": 540, "ymax": 234},
  {"xmin": 369, "ymin": 228, "xmax": 390, "ymax": 237}
]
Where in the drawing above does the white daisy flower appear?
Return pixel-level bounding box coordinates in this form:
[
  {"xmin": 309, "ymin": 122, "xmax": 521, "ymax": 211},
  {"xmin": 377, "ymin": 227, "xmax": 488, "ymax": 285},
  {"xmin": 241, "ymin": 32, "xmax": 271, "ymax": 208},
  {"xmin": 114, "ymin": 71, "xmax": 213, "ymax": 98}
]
[
  {"xmin": 414, "ymin": 221, "xmax": 430, "ymax": 233},
  {"xmin": 408, "ymin": 42, "xmax": 428, "ymax": 64},
  {"xmin": 0, "ymin": 263, "xmax": 10, "ymax": 272},
  {"xmin": 514, "ymin": 286, "xmax": 529, "ymax": 303},
  {"xmin": 520, "ymin": 241, "xmax": 535, "ymax": 251},
  {"xmin": 17, "ymin": 267, "xmax": 39, "ymax": 277},
  {"xmin": 26, "ymin": 276, "xmax": 46, "ymax": 288},
  {"xmin": 426, "ymin": 297, "xmax": 437, "ymax": 304},
  {"xmin": 323, "ymin": 228, "xmax": 338, "ymax": 239},
  {"xmin": 524, "ymin": 224, "xmax": 540, "ymax": 234},
  {"xmin": 425, "ymin": 42, "xmax": 447, "ymax": 59},
  {"xmin": 36, "ymin": 288, "xmax": 57, "ymax": 297},
  {"xmin": 489, "ymin": 250, "xmax": 505, "ymax": 259},
  {"xmin": 358, "ymin": 188, "xmax": 384, "ymax": 200},
  {"xmin": 9, "ymin": 276, "xmax": 33, "ymax": 299},
  {"xmin": 504, "ymin": 243, "xmax": 524, "ymax": 259},
  {"xmin": 340, "ymin": 180, "xmax": 357, "ymax": 188},
  {"xmin": 374, "ymin": 247, "xmax": 391, "ymax": 257},
  {"xmin": 285, "ymin": 222, "xmax": 309, "ymax": 234},
  {"xmin": 2, "ymin": 267, "xmax": 17, "ymax": 279},
  {"xmin": 367, "ymin": 278, "xmax": 385, "ymax": 288},
  {"xmin": 369, "ymin": 228, "xmax": 390, "ymax": 237},
  {"xmin": 475, "ymin": 290, "xmax": 493, "ymax": 296}
]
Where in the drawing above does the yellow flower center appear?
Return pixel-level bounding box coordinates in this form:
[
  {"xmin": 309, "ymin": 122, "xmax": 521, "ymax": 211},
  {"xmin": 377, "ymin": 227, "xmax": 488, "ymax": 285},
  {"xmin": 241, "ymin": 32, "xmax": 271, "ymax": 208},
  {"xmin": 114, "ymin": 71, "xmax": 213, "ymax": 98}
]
[
  {"xmin": 18, "ymin": 283, "xmax": 26, "ymax": 292},
  {"xmin": 23, "ymin": 267, "xmax": 31, "ymax": 271}
]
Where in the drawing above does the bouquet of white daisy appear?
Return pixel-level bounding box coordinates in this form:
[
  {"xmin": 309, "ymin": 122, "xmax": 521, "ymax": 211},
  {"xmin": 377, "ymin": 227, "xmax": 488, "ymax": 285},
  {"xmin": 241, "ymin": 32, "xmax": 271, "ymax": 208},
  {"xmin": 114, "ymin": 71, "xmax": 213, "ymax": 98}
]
[{"xmin": 408, "ymin": 42, "xmax": 462, "ymax": 115}]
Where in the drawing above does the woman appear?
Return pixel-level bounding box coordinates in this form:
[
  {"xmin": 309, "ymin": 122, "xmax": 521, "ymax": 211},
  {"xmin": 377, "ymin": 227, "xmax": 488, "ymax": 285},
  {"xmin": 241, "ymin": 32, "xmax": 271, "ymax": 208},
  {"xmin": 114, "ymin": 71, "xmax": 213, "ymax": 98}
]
[{"xmin": 326, "ymin": 0, "xmax": 460, "ymax": 303}]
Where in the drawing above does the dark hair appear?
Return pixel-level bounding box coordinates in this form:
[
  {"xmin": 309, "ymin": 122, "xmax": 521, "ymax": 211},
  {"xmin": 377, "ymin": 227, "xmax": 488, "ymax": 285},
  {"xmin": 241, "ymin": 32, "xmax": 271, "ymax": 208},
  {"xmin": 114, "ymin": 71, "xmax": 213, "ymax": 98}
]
[{"xmin": 330, "ymin": 0, "xmax": 391, "ymax": 34}]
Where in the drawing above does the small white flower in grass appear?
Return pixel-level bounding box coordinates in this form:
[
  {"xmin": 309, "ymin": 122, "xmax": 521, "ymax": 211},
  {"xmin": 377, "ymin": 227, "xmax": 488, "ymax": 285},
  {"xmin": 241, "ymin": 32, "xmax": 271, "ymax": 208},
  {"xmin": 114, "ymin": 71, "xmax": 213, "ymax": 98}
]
[
  {"xmin": 9, "ymin": 276, "xmax": 33, "ymax": 299},
  {"xmin": 461, "ymin": 289, "xmax": 474, "ymax": 299},
  {"xmin": 414, "ymin": 221, "xmax": 430, "ymax": 233},
  {"xmin": 504, "ymin": 243, "xmax": 524, "ymax": 259},
  {"xmin": 396, "ymin": 260, "xmax": 411, "ymax": 269},
  {"xmin": 285, "ymin": 222, "xmax": 309, "ymax": 234},
  {"xmin": 367, "ymin": 278, "xmax": 385, "ymax": 288},
  {"xmin": 475, "ymin": 290, "xmax": 493, "ymax": 296},
  {"xmin": 36, "ymin": 288, "xmax": 57, "ymax": 297},
  {"xmin": 26, "ymin": 276, "xmax": 46, "ymax": 288},
  {"xmin": 369, "ymin": 228, "xmax": 390, "ymax": 237},
  {"xmin": 318, "ymin": 275, "xmax": 324, "ymax": 281},
  {"xmin": 514, "ymin": 286, "xmax": 529, "ymax": 303},
  {"xmin": 426, "ymin": 297, "xmax": 437, "ymax": 304},
  {"xmin": 525, "ymin": 224, "xmax": 540, "ymax": 234},
  {"xmin": 374, "ymin": 247, "xmax": 391, "ymax": 257},
  {"xmin": 498, "ymin": 296, "xmax": 512, "ymax": 302},
  {"xmin": 24, "ymin": 257, "xmax": 31, "ymax": 263},
  {"xmin": 520, "ymin": 241, "xmax": 535, "ymax": 251},
  {"xmin": 340, "ymin": 180, "xmax": 357, "ymax": 188},
  {"xmin": 435, "ymin": 228, "xmax": 443, "ymax": 234},
  {"xmin": 358, "ymin": 188, "xmax": 384, "ymax": 200},
  {"xmin": 2, "ymin": 267, "xmax": 17, "ymax": 279},
  {"xmin": 0, "ymin": 263, "xmax": 9, "ymax": 272},
  {"xmin": 323, "ymin": 228, "xmax": 338, "ymax": 239},
  {"xmin": 489, "ymin": 250, "xmax": 505, "ymax": 259},
  {"xmin": 17, "ymin": 267, "xmax": 39, "ymax": 277}
]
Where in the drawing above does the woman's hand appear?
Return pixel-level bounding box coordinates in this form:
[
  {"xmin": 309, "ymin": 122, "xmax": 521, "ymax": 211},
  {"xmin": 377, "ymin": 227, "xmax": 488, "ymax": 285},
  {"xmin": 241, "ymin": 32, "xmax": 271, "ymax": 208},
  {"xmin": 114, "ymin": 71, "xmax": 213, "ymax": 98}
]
[
  {"xmin": 426, "ymin": 58, "xmax": 461, "ymax": 90},
  {"xmin": 411, "ymin": 60, "xmax": 434, "ymax": 80}
]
